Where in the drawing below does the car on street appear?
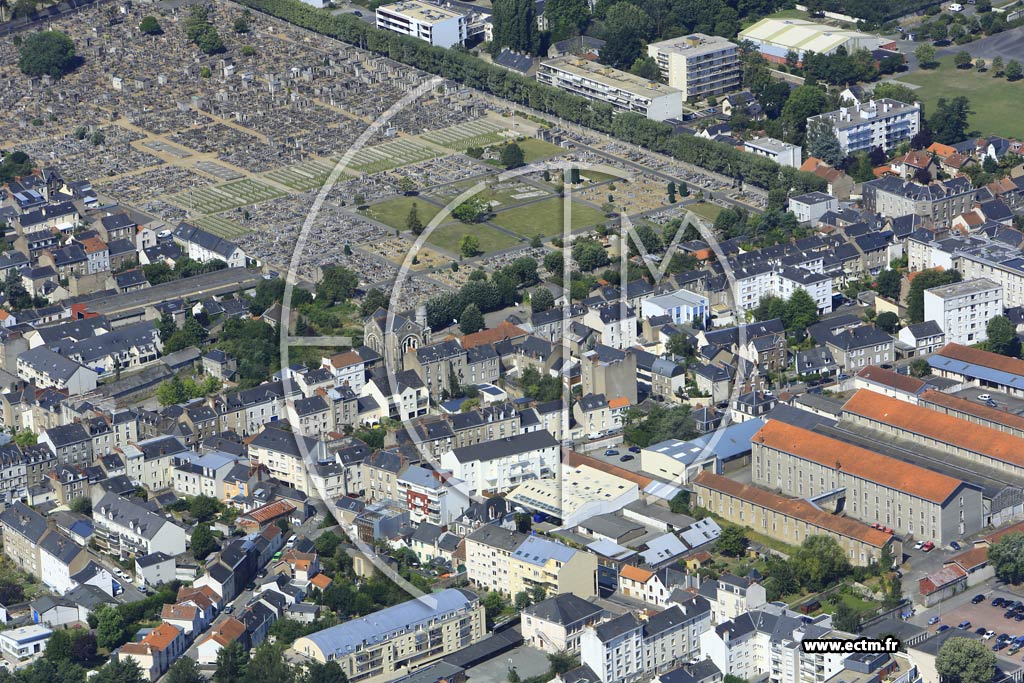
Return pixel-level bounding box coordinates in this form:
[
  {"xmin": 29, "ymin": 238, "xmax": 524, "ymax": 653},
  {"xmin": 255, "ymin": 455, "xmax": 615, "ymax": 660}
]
[
  {"xmin": 619, "ymin": 454, "xmax": 635, "ymax": 462},
  {"xmin": 974, "ymin": 595, "xmax": 987, "ymax": 604},
  {"xmin": 951, "ymin": 541, "xmax": 962, "ymax": 551},
  {"xmin": 922, "ymin": 541, "xmax": 936, "ymax": 552},
  {"xmin": 948, "ymin": 3, "xmax": 964, "ymax": 10},
  {"xmin": 224, "ymin": 605, "xmax": 234, "ymax": 614},
  {"xmin": 929, "ymin": 616, "xmax": 941, "ymax": 625},
  {"xmin": 958, "ymin": 621, "xmax": 972, "ymax": 629},
  {"xmin": 938, "ymin": 625, "xmax": 951, "ymax": 633}
]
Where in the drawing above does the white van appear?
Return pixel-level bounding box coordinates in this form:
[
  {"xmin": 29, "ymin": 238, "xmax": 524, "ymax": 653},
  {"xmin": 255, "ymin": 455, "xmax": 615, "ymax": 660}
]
[{"xmin": 948, "ymin": 3, "xmax": 964, "ymax": 11}]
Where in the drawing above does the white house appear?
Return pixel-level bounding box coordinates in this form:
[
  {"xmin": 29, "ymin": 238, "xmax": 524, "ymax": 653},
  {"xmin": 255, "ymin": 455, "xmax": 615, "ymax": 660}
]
[
  {"xmin": 641, "ymin": 289, "xmax": 709, "ymax": 326},
  {"xmin": 440, "ymin": 430, "xmax": 560, "ymax": 495},
  {"xmin": 583, "ymin": 304, "xmax": 638, "ymax": 350},
  {"xmin": 923, "ymin": 278, "xmax": 1002, "ymax": 346},
  {"xmin": 172, "ymin": 223, "xmax": 246, "ymax": 268},
  {"xmin": 93, "ymin": 493, "xmax": 187, "ymax": 559}
]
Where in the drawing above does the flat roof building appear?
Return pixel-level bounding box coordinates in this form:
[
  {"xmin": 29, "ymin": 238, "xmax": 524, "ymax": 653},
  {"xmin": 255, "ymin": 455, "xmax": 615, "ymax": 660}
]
[
  {"xmin": 743, "ymin": 136, "xmax": 802, "ymax": 168},
  {"xmin": 923, "ymin": 278, "xmax": 1002, "ymax": 346},
  {"xmin": 506, "ymin": 463, "xmax": 640, "ymax": 527},
  {"xmin": 376, "ymin": 1, "xmax": 469, "ymax": 48},
  {"xmin": 645, "ymin": 34, "xmax": 740, "ymax": 102},
  {"xmin": 808, "ymin": 99, "xmax": 921, "ymax": 155},
  {"xmin": 537, "ymin": 57, "xmax": 684, "ymax": 121}
]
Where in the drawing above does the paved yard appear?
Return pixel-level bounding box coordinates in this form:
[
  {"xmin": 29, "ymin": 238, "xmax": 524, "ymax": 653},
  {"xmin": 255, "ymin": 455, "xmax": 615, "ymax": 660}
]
[
  {"xmin": 464, "ymin": 644, "xmax": 551, "ymax": 683},
  {"xmin": 924, "ymin": 586, "xmax": 1024, "ymax": 663},
  {"xmin": 936, "ymin": 25, "xmax": 1024, "ymax": 62}
]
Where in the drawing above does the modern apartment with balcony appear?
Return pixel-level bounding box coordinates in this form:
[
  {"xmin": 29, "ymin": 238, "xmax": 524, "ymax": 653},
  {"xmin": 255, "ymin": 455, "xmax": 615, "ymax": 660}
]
[
  {"xmin": 646, "ymin": 34, "xmax": 740, "ymax": 101},
  {"xmin": 537, "ymin": 57, "xmax": 684, "ymax": 121},
  {"xmin": 375, "ymin": 1, "xmax": 469, "ymax": 48},
  {"xmin": 807, "ymin": 99, "xmax": 920, "ymax": 154}
]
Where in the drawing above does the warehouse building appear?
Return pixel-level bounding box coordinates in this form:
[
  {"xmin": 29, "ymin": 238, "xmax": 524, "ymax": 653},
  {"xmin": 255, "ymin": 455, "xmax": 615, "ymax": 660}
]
[
  {"xmin": 738, "ymin": 18, "xmax": 895, "ymax": 66},
  {"xmin": 692, "ymin": 471, "xmax": 900, "ymax": 566},
  {"xmin": 751, "ymin": 420, "xmax": 983, "ymax": 545}
]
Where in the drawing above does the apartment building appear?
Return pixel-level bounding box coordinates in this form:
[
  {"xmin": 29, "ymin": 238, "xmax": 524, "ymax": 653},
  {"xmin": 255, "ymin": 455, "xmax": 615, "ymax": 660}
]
[
  {"xmin": 641, "ymin": 289, "xmax": 709, "ymax": 326},
  {"xmin": 807, "ymin": 99, "xmax": 920, "ymax": 154},
  {"xmin": 700, "ymin": 609, "xmax": 848, "ymax": 683},
  {"xmin": 16, "ymin": 347, "xmax": 97, "ymax": 395},
  {"xmin": 645, "ymin": 34, "xmax": 740, "ymax": 101},
  {"xmin": 538, "ymin": 57, "xmax": 684, "ymax": 121},
  {"xmin": 693, "ymin": 472, "xmax": 899, "ymax": 566},
  {"xmin": 522, "ymin": 593, "xmax": 604, "ymax": 653},
  {"xmin": 396, "ymin": 464, "xmax": 470, "ymax": 526},
  {"xmin": 0, "ymin": 502, "xmax": 47, "ymax": 578},
  {"xmin": 439, "ymin": 430, "xmax": 560, "ymax": 495},
  {"xmin": 375, "ymin": 0, "xmax": 468, "ymax": 48},
  {"xmin": 583, "ymin": 304, "xmax": 638, "ymax": 350},
  {"xmin": 93, "ymin": 493, "xmax": 188, "ymax": 559},
  {"xmin": 788, "ymin": 192, "xmax": 838, "ymax": 225},
  {"xmin": 405, "ymin": 339, "xmax": 467, "ymax": 403},
  {"xmin": 581, "ymin": 346, "xmax": 639, "ymax": 406},
  {"xmin": 923, "ymin": 278, "xmax": 1002, "ymax": 345},
  {"xmin": 862, "ymin": 176, "xmax": 975, "ymax": 228},
  {"xmin": 750, "ymin": 420, "xmax": 982, "ymax": 544},
  {"xmin": 697, "ymin": 573, "xmax": 767, "ymax": 625},
  {"xmin": 293, "ymin": 588, "xmax": 486, "ymax": 683},
  {"xmin": 465, "ymin": 525, "xmax": 597, "ymax": 598},
  {"xmin": 247, "ymin": 426, "xmax": 324, "ymax": 495}
]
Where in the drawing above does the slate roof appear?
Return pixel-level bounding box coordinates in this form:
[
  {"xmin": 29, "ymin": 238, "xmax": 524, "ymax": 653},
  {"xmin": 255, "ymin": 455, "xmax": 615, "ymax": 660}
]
[{"xmin": 524, "ymin": 593, "xmax": 602, "ymax": 626}]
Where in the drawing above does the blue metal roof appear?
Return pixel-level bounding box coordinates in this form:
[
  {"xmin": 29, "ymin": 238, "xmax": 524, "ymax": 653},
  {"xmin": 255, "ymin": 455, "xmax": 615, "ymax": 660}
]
[{"xmin": 928, "ymin": 354, "xmax": 1024, "ymax": 390}]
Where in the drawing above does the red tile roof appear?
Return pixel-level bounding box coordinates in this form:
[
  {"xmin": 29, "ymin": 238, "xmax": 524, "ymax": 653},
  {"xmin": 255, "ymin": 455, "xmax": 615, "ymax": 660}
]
[
  {"xmin": 753, "ymin": 420, "xmax": 963, "ymax": 504},
  {"xmin": 843, "ymin": 388, "xmax": 1024, "ymax": 470},
  {"xmin": 855, "ymin": 366, "xmax": 926, "ymax": 395},
  {"xmin": 209, "ymin": 617, "xmax": 246, "ymax": 646},
  {"xmin": 949, "ymin": 546, "xmax": 989, "ymax": 571},
  {"xmin": 694, "ymin": 471, "xmax": 893, "ymax": 547},
  {"xmin": 620, "ymin": 565, "xmax": 655, "ymax": 583},
  {"xmin": 309, "ymin": 573, "xmax": 332, "ymax": 590},
  {"xmin": 460, "ymin": 321, "xmax": 527, "ymax": 349},
  {"xmin": 919, "ymin": 564, "xmax": 967, "ymax": 595},
  {"xmin": 142, "ymin": 622, "xmax": 182, "ymax": 651},
  {"xmin": 920, "ymin": 389, "xmax": 1024, "ymax": 434},
  {"xmin": 240, "ymin": 500, "xmax": 295, "ymax": 525}
]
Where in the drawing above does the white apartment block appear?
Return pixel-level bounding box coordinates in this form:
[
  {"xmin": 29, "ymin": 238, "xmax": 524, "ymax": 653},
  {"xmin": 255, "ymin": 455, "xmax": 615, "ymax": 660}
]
[
  {"xmin": 641, "ymin": 289, "xmax": 709, "ymax": 326},
  {"xmin": 743, "ymin": 136, "xmax": 802, "ymax": 168},
  {"xmin": 923, "ymin": 278, "xmax": 1002, "ymax": 346},
  {"xmin": 440, "ymin": 430, "xmax": 560, "ymax": 495},
  {"xmin": 732, "ymin": 265, "xmax": 832, "ymax": 313},
  {"xmin": 645, "ymin": 34, "xmax": 740, "ymax": 102},
  {"xmin": 538, "ymin": 57, "xmax": 684, "ymax": 122},
  {"xmin": 808, "ymin": 99, "xmax": 920, "ymax": 154},
  {"xmin": 583, "ymin": 304, "xmax": 638, "ymax": 350},
  {"xmin": 375, "ymin": 1, "xmax": 468, "ymax": 48},
  {"xmin": 788, "ymin": 192, "xmax": 838, "ymax": 225}
]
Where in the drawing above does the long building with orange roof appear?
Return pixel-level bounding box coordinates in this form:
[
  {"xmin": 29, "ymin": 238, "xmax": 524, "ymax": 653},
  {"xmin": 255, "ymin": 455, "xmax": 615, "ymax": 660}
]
[
  {"xmin": 843, "ymin": 388, "xmax": 1024, "ymax": 479},
  {"xmin": 750, "ymin": 419, "xmax": 983, "ymax": 545},
  {"xmin": 929, "ymin": 343, "xmax": 1024, "ymax": 396},
  {"xmin": 692, "ymin": 471, "xmax": 900, "ymax": 566},
  {"xmin": 918, "ymin": 389, "xmax": 1024, "ymax": 439}
]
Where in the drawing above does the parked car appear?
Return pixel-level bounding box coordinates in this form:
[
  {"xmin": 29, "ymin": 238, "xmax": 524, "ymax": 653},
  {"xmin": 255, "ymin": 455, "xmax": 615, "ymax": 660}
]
[
  {"xmin": 628, "ymin": 446, "xmax": 641, "ymax": 453},
  {"xmin": 938, "ymin": 625, "xmax": 951, "ymax": 633},
  {"xmin": 928, "ymin": 616, "xmax": 941, "ymax": 625},
  {"xmin": 951, "ymin": 541, "xmax": 962, "ymax": 551},
  {"xmin": 979, "ymin": 394, "xmax": 993, "ymax": 402},
  {"xmin": 619, "ymin": 454, "xmax": 635, "ymax": 462},
  {"xmin": 922, "ymin": 541, "xmax": 936, "ymax": 552},
  {"xmin": 995, "ymin": 642, "xmax": 1008, "ymax": 651},
  {"xmin": 983, "ymin": 630, "xmax": 996, "ymax": 639},
  {"xmin": 224, "ymin": 605, "xmax": 234, "ymax": 614},
  {"xmin": 948, "ymin": 3, "xmax": 964, "ymax": 10},
  {"xmin": 974, "ymin": 595, "xmax": 987, "ymax": 604},
  {"xmin": 915, "ymin": 541, "xmax": 925, "ymax": 550},
  {"xmin": 958, "ymin": 621, "xmax": 972, "ymax": 629},
  {"xmin": 604, "ymin": 449, "xmax": 619, "ymax": 456},
  {"xmin": 994, "ymin": 597, "xmax": 1005, "ymax": 607}
]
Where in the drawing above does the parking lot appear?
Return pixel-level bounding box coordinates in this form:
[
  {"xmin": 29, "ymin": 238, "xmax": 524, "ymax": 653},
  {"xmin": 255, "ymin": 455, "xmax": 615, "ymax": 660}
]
[{"xmin": 924, "ymin": 587, "xmax": 1024, "ymax": 659}]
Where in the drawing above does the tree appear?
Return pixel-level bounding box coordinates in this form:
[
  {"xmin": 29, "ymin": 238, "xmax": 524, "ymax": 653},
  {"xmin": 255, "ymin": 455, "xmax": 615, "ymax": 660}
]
[
  {"xmin": 548, "ymin": 652, "xmax": 578, "ymax": 675},
  {"xmin": 599, "ymin": 2, "xmax": 652, "ymax": 69},
  {"xmin": 667, "ymin": 332, "xmax": 693, "ymax": 358},
  {"xmin": 514, "ymin": 512, "xmax": 532, "ymax": 533},
  {"xmin": 69, "ymin": 496, "xmax": 91, "ymax": 515},
  {"xmin": 530, "ymin": 287, "xmax": 555, "ymax": 313},
  {"xmin": 248, "ymin": 643, "xmax": 296, "ymax": 683},
  {"xmin": 18, "ymin": 31, "xmax": 76, "ymax": 79},
  {"xmin": 139, "ymin": 15, "xmax": 162, "ymax": 34},
  {"xmin": 834, "ymin": 601, "xmax": 860, "ymax": 632},
  {"xmin": 12, "ymin": 0, "xmax": 36, "ymax": 18},
  {"xmin": 452, "ymin": 197, "xmax": 489, "ymax": 223},
  {"xmin": 460, "ymin": 234, "xmax": 481, "ymax": 258},
  {"xmin": 459, "ymin": 303, "xmax": 484, "ymax": 334},
  {"xmin": 992, "ymin": 56, "xmax": 1004, "ymax": 76},
  {"xmin": 669, "ymin": 490, "xmax": 691, "ymax": 515},
  {"xmin": 929, "ymin": 97, "xmax": 973, "ymax": 145},
  {"xmin": 317, "ymin": 266, "xmax": 358, "ymax": 305},
  {"xmin": 214, "ymin": 641, "xmax": 249, "ymax": 683},
  {"xmin": 189, "ymin": 495, "xmax": 222, "ymax": 522},
  {"xmin": 780, "ymin": 85, "xmax": 829, "ymax": 146},
  {"xmin": 191, "ymin": 523, "xmax": 217, "ymax": 560},
  {"xmin": 500, "ymin": 143, "xmax": 525, "ymax": 169},
  {"xmin": 405, "ymin": 202, "xmax": 424, "ymax": 236},
  {"xmin": 544, "ymin": 250, "xmax": 564, "ymax": 275},
  {"xmin": 167, "ymin": 658, "xmax": 205, "ymax": 683},
  {"xmin": 907, "ymin": 358, "xmax": 931, "ymax": 378},
  {"xmin": 299, "ymin": 661, "xmax": 347, "ymax": 683},
  {"xmin": 792, "ymin": 536, "xmax": 852, "ymax": 591},
  {"xmin": 785, "ymin": 288, "xmax": 819, "ymax": 333},
  {"xmin": 234, "ymin": 15, "xmax": 250, "ymax": 33},
  {"xmin": 990, "ymin": 532, "xmax": 1024, "ymax": 584},
  {"xmin": 876, "ymin": 269, "xmax": 902, "ymax": 300},
  {"xmin": 482, "ymin": 591, "xmax": 506, "ymax": 623},
  {"xmin": 70, "ymin": 632, "xmax": 96, "ymax": 663},
  {"xmin": 95, "ymin": 605, "xmax": 127, "ymax": 650},
  {"xmin": 717, "ymin": 526, "xmax": 748, "ymax": 557},
  {"xmin": 936, "ymin": 638, "xmax": 997, "ymax": 683},
  {"xmin": 543, "ymin": 0, "xmax": 589, "ymax": 41},
  {"xmin": 986, "ymin": 315, "xmax": 1020, "ymax": 357},
  {"xmin": 908, "ymin": 269, "xmax": 962, "ymax": 323},
  {"xmin": 491, "ymin": 0, "xmax": 539, "ymax": 55},
  {"xmin": 915, "ymin": 44, "xmax": 936, "ymax": 68},
  {"xmin": 875, "ymin": 311, "xmax": 899, "ymax": 334},
  {"xmin": 397, "ymin": 176, "xmax": 416, "ymax": 195},
  {"xmin": 571, "ymin": 237, "xmax": 609, "ymax": 271},
  {"xmin": 630, "ymin": 56, "xmax": 661, "ymax": 81},
  {"xmin": 1006, "ymin": 59, "xmax": 1023, "ymax": 81},
  {"xmin": 954, "ymin": 50, "xmax": 972, "ymax": 69},
  {"xmin": 515, "ymin": 591, "xmax": 531, "ymax": 610},
  {"xmin": 93, "ymin": 659, "xmax": 145, "ymax": 683},
  {"xmin": 805, "ymin": 119, "xmax": 844, "ymax": 167},
  {"xmin": 46, "ymin": 629, "xmax": 74, "ymax": 663}
]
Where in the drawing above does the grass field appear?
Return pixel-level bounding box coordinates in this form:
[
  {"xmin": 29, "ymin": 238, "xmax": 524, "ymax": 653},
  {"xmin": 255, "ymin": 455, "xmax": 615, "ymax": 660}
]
[
  {"xmin": 516, "ymin": 138, "xmax": 565, "ymax": 163},
  {"xmin": 491, "ymin": 197, "xmax": 609, "ymax": 238},
  {"xmin": 169, "ymin": 178, "xmax": 285, "ymax": 214},
  {"xmin": 193, "ymin": 215, "xmax": 250, "ymax": 238},
  {"xmin": 685, "ymin": 201, "xmax": 724, "ymax": 223},
  {"xmin": 362, "ymin": 196, "xmax": 442, "ymax": 230},
  {"xmin": 427, "ymin": 222, "xmax": 522, "ymax": 254},
  {"xmin": 898, "ymin": 58, "xmax": 1024, "ymax": 138}
]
